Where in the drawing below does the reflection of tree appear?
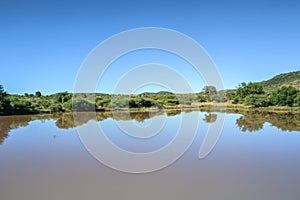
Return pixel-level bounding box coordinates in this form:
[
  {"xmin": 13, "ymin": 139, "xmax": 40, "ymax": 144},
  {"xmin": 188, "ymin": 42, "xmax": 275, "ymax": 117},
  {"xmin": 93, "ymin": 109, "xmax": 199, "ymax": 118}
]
[
  {"xmin": 165, "ymin": 109, "xmax": 181, "ymax": 116},
  {"xmin": 236, "ymin": 112, "xmax": 300, "ymax": 132},
  {"xmin": 130, "ymin": 112, "xmax": 150, "ymax": 122},
  {"xmin": 56, "ymin": 113, "xmax": 97, "ymax": 129},
  {"xmin": 236, "ymin": 115, "xmax": 264, "ymax": 132},
  {"xmin": 0, "ymin": 115, "xmax": 53, "ymax": 144},
  {"xmin": 1, "ymin": 110, "xmax": 299, "ymax": 144},
  {"xmin": 268, "ymin": 113, "xmax": 300, "ymax": 132},
  {"xmin": 0, "ymin": 131, "xmax": 8, "ymax": 144},
  {"xmin": 203, "ymin": 113, "xmax": 217, "ymax": 123},
  {"xmin": 113, "ymin": 111, "xmax": 164, "ymax": 122},
  {"xmin": 55, "ymin": 111, "xmax": 166, "ymax": 129},
  {"xmin": 0, "ymin": 116, "xmax": 31, "ymax": 144},
  {"xmin": 132, "ymin": 111, "xmax": 164, "ymax": 122},
  {"xmin": 0, "ymin": 111, "xmax": 169, "ymax": 143},
  {"xmin": 56, "ymin": 114, "xmax": 76, "ymax": 129}
]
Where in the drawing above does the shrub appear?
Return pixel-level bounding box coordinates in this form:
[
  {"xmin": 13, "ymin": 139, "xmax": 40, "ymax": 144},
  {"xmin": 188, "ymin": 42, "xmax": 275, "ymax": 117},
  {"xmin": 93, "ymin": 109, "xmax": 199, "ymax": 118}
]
[
  {"xmin": 245, "ymin": 94, "xmax": 269, "ymax": 107},
  {"xmin": 72, "ymin": 100, "xmax": 95, "ymax": 112},
  {"xmin": 270, "ymin": 86, "xmax": 299, "ymax": 106}
]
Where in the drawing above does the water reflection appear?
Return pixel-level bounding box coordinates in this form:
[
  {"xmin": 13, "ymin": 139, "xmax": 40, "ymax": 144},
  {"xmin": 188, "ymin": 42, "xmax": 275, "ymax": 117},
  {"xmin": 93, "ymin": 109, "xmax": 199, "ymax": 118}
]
[
  {"xmin": 0, "ymin": 115, "xmax": 51, "ymax": 144},
  {"xmin": 1, "ymin": 110, "xmax": 299, "ymax": 144},
  {"xmin": 53, "ymin": 111, "xmax": 167, "ymax": 129},
  {"xmin": 0, "ymin": 111, "xmax": 165, "ymax": 144},
  {"xmin": 236, "ymin": 112, "xmax": 300, "ymax": 132},
  {"xmin": 203, "ymin": 113, "xmax": 218, "ymax": 123}
]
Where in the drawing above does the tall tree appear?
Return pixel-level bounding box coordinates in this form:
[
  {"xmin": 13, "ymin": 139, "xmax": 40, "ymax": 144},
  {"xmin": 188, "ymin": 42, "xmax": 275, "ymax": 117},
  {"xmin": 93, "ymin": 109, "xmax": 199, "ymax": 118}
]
[
  {"xmin": 0, "ymin": 85, "xmax": 11, "ymax": 115},
  {"xmin": 270, "ymin": 86, "xmax": 299, "ymax": 106},
  {"xmin": 235, "ymin": 82, "xmax": 264, "ymax": 103},
  {"xmin": 35, "ymin": 91, "xmax": 42, "ymax": 97},
  {"xmin": 203, "ymin": 85, "xmax": 217, "ymax": 96}
]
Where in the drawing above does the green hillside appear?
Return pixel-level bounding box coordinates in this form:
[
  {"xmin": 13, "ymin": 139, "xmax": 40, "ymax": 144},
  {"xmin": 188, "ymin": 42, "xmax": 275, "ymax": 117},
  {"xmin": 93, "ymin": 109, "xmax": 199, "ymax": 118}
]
[{"xmin": 259, "ymin": 71, "xmax": 300, "ymax": 90}]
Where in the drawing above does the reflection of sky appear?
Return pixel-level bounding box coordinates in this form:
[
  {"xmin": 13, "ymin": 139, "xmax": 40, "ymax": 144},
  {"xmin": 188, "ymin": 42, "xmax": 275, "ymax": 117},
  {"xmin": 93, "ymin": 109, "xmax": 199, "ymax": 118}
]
[
  {"xmin": 1, "ymin": 112, "xmax": 300, "ymax": 199},
  {"xmin": 2, "ymin": 112, "xmax": 300, "ymax": 155},
  {"xmin": 0, "ymin": 119, "xmax": 80, "ymax": 154},
  {"xmin": 100, "ymin": 113, "xmax": 181, "ymax": 153},
  {"xmin": 204, "ymin": 113, "xmax": 300, "ymax": 161}
]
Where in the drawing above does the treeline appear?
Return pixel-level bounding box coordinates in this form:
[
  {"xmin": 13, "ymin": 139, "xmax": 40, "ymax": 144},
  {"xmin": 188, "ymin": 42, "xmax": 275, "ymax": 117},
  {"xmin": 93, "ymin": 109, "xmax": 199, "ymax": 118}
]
[
  {"xmin": 0, "ymin": 85, "xmax": 74, "ymax": 115},
  {"xmin": 230, "ymin": 82, "xmax": 300, "ymax": 107},
  {"xmin": 1, "ymin": 82, "xmax": 300, "ymax": 115}
]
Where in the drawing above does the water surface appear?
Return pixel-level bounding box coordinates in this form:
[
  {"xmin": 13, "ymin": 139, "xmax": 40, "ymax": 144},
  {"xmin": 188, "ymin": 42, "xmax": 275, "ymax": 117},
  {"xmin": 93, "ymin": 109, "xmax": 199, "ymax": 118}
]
[{"xmin": 0, "ymin": 111, "xmax": 299, "ymax": 200}]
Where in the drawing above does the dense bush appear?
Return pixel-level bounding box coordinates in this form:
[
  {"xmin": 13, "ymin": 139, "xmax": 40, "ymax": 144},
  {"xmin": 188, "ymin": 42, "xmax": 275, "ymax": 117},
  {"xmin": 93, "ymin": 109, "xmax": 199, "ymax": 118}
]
[
  {"xmin": 294, "ymin": 93, "xmax": 300, "ymax": 106},
  {"xmin": 234, "ymin": 82, "xmax": 264, "ymax": 103},
  {"xmin": 35, "ymin": 91, "xmax": 42, "ymax": 97},
  {"xmin": 269, "ymin": 86, "xmax": 299, "ymax": 106},
  {"xmin": 245, "ymin": 94, "xmax": 270, "ymax": 107},
  {"xmin": 0, "ymin": 85, "xmax": 11, "ymax": 115},
  {"xmin": 231, "ymin": 83, "xmax": 300, "ymax": 107},
  {"xmin": 72, "ymin": 99, "xmax": 95, "ymax": 112}
]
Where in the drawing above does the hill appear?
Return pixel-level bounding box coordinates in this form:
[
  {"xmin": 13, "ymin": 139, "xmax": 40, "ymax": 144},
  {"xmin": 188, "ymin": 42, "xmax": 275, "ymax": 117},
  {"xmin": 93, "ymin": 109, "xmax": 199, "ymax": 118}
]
[
  {"xmin": 139, "ymin": 91, "xmax": 174, "ymax": 95},
  {"xmin": 156, "ymin": 91, "xmax": 174, "ymax": 95},
  {"xmin": 258, "ymin": 71, "xmax": 300, "ymax": 91}
]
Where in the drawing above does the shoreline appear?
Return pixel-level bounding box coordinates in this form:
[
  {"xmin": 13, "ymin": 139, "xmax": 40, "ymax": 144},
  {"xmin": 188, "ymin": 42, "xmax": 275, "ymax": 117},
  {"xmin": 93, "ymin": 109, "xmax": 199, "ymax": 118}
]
[
  {"xmin": 107, "ymin": 102, "xmax": 300, "ymax": 114},
  {"xmin": 0, "ymin": 102, "xmax": 299, "ymax": 117}
]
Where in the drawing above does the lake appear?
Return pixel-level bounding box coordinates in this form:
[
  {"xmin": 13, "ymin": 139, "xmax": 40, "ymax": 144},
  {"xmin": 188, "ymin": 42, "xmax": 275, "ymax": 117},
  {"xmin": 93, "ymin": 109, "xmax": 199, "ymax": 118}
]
[{"xmin": 0, "ymin": 110, "xmax": 300, "ymax": 200}]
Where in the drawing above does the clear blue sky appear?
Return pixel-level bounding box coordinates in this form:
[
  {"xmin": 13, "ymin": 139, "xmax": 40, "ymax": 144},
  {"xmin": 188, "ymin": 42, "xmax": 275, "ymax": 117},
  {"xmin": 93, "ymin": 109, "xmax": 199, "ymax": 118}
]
[{"xmin": 0, "ymin": 0, "xmax": 299, "ymax": 94}]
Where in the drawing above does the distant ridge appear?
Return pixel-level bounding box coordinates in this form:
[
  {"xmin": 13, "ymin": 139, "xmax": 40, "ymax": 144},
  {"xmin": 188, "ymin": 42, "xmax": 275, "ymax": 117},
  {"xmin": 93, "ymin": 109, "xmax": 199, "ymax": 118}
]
[
  {"xmin": 156, "ymin": 91, "xmax": 174, "ymax": 94},
  {"xmin": 140, "ymin": 91, "xmax": 174, "ymax": 95},
  {"xmin": 258, "ymin": 71, "xmax": 300, "ymax": 90}
]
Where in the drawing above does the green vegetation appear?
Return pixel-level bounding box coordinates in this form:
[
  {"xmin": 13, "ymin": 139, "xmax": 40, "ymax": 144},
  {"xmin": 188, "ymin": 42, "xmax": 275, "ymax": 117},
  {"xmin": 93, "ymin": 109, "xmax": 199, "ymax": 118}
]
[
  {"xmin": 0, "ymin": 85, "xmax": 11, "ymax": 115},
  {"xmin": 0, "ymin": 86, "xmax": 75, "ymax": 115},
  {"xmin": 196, "ymin": 85, "xmax": 227, "ymax": 103},
  {"xmin": 0, "ymin": 71, "xmax": 299, "ymax": 115},
  {"xmin": 231, "ymin": 82, "xmax": 300, "ymax": 108},
  {"xmin": 228, "ymin": 70, "xmax": 300, "ymax": 108}
]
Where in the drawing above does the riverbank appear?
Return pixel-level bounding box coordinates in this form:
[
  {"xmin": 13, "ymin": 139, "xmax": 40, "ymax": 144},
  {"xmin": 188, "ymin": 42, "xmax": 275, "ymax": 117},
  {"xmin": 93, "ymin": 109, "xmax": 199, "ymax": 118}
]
[
  {"xmin": 102, "ymin": 102, "xmax": 300, "ymax": 114},
  {"xmin": 0, "ymin": 102, "xmax": 299, "ymax": 116},
  {"xmin": 195, "ymin": 102, "xmax": 300, "ymax": 113}
]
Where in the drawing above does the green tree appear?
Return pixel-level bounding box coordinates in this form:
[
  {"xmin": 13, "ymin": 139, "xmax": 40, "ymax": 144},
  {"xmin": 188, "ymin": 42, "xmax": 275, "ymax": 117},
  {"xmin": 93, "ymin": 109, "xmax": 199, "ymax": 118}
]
[
  {"xmin": 49, "ymin": 104, "xmax": 63, "ymax": 113},
  {"xmin": 0, "ymin": 85, "xmax": 12, "ymax": 115},
  {"xmin": 96, "ymin": 98, "xmax": 111, "ymax": 108},
  {"xmin": 211, "ymin": 92, "xmax": 227, "ymax": 103},
  {"xmin": 72, "ymin": 99, "xmax": 95, "ymax": 112},
  {"xmin": 294, "ymin": 93, "xmax": 300, "ymax": 106},
  {"xmin": 139, "ymin": 98, "xmax": 155, "ymax": 107},
  {"xmin": 10, "ymin": 99, "xmax": 33, "ymax": 114},
  {"xmin": 64, "ymin": 100, "xmax": 73, "ymax": 111},
  {"xmin": 197, "ymin": 94, "xmax": 209, "ymax": 102},
  {"xmin": 56, "ymin": 92, "xmax": 72, "ymax": 103},
  {"xmin": 35, "ymin": 91, "xmax": 42, "ymax": 97},
  {"xmin": 269, "ymin": 86, "xmax": 299, "ymax": 106},
  {"xmin": 129, "ymin": 99, "xmax": 137, "ymax": 108},
  {"xmin": 235, "ymin": 82, "xmax": 264, "ymax": 103},
  {"xmin": 203, "ymin": 86, "xmax": 217, "ymax": 96},
  {"xmin": 245, "ymin": 94, "xmax": 269, "ymax": 107},
  {"xmin": 111, "ymin": 97, "xmax": 130, "ymax": 108}
]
